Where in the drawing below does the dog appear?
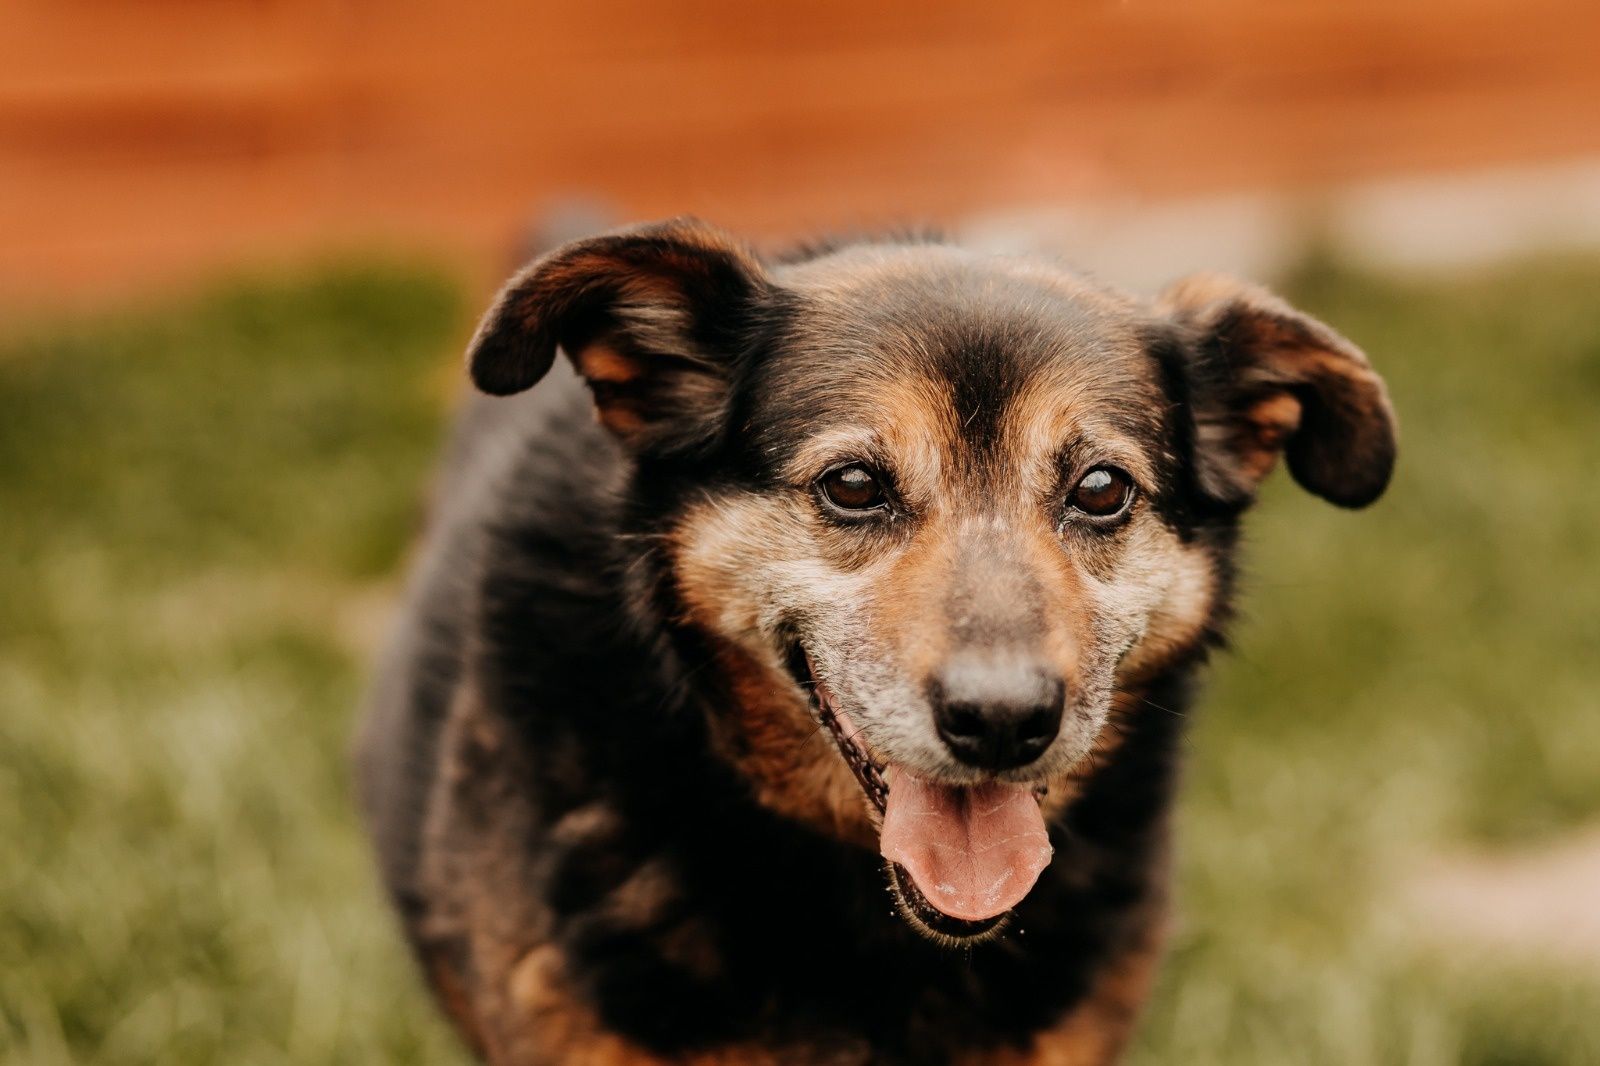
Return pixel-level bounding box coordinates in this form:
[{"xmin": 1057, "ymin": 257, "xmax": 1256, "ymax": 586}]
[{"xmin": 355, "ymin": 217, "xmax": 1396, "ymax": 1064}]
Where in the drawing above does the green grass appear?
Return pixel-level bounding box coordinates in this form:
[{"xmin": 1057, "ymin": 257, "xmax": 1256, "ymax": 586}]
[
  {"xmin": 0, "ymin": 267, "xmax": 472, "ymax": 1065},
  {"xmin": 3, "ymin": 255, "xmax": 1598, "ymax": 1064}
]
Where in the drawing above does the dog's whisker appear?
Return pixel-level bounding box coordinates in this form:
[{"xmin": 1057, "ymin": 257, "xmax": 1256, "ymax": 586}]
[{"xmin": 1140, "ymin": 696, "xmax": 1186, "ymax": 719}]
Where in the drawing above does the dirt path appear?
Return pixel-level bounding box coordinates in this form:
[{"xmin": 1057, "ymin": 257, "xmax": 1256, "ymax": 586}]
[{"xmin": 1405, "ymin": 825, "xmax": 1600, "ymax": 967}]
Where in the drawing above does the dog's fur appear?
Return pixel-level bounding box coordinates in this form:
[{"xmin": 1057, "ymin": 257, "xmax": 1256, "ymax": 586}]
[{"xmin": 355, "ymin": 219, "xmax": 1396, "ymax": 1064}]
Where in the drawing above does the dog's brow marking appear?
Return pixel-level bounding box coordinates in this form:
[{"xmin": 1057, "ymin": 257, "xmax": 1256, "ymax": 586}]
[{"xmin": 787, "ymin": 429, "xmax": 883, "ymax": 479}]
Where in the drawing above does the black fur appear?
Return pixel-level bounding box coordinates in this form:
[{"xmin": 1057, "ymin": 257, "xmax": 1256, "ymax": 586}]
[{"xmin": 356, "ymin": 222, "xmax": 1394, "ymax": 1064}]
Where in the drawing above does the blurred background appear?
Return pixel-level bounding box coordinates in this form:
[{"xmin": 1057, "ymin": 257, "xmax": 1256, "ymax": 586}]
[{"xmin": 3, "ymin": 2, "xmax": 1599, "ymax": 1063}]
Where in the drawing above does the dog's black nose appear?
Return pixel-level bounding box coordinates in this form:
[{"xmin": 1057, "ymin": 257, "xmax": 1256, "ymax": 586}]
[{"xmin": 930, "ymin": 658, "xmax": 1065, "ymax": 771}]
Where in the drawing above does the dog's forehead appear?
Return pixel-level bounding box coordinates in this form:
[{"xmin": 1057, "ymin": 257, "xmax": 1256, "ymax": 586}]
[{"xmin": 749, "ymin": 245, "xmax": 1166, "ymax": 472}]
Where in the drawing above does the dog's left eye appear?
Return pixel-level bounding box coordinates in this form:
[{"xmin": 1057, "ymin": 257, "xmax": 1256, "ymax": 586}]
[
  {"xmin": 819, "ymin": 463, "xmax": 888, "ymax": 512},
  {"xmin": 1067, "ymin": 466, "xmax": 1135, "ymax": 518}
]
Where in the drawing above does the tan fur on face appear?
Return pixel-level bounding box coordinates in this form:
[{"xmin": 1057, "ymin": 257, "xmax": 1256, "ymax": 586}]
[
  {"xmin": 1123, "ymin": 565, "xmax": 1215, "ymax": 688},
  {"xmin": 668, "ymin": 372, "xmax": 976, "ymax": 842},
  {"xmin": 669, "ymin": 338, "xmax": 1221, "ymax": 841},
  {"xmin": 990, "ymin": 351, "xmax": 1220, "ymax": 693},
  {"xmin": 780, "ymin": 371, "xmax": 956, "ymax": 514},
  {"xmin": 1000, "ymin": 340, "xmax": 1165, "ymax": 501},
  {"xmin": 661, "ymin": 246, "xmax": 1238, "ymax": 848},
  {"xmin": 707, "ymin": 635, "xmax": 881, "ymax": 848}
]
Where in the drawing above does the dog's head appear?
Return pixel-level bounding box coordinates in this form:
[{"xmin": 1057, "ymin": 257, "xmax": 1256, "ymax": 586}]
[{"xmin": 469, "ymin": 218, "xmax": 1396, "ymax": 942}]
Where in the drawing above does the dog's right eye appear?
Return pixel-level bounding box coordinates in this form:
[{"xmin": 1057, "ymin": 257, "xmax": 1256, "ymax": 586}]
[{"xmin": 818, "ymin": 463, "xmax": 888, "ymax": 512}]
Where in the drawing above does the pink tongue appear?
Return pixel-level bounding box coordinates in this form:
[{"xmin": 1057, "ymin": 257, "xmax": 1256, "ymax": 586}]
[{"xmin": 879, "ymin": 770, "xmax": 1054, "ymax": 922}]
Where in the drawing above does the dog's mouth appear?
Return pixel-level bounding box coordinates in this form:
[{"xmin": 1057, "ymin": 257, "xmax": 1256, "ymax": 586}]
[{"xmin": 786, "ymin": 646, "xmax": 1054, "ymax": 943}]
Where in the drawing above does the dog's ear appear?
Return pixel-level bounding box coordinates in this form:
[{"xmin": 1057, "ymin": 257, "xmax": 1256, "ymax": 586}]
[
  {"xmin": 1156, "ymin": 274, "xmax": 1397, "ymax": 509},
  {"xmin": 467, "ymin": 217, "xmax": 770, "ymax": 450}
]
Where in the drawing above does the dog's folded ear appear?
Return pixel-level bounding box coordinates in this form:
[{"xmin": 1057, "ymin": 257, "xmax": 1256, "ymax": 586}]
[
  {"xmin": 467, "ymin": 217, "xmax": 771, "ymax": 450},
  {"xmin": 1156, "ymin": 274, "xmax": 1397, "ymax": 509}
]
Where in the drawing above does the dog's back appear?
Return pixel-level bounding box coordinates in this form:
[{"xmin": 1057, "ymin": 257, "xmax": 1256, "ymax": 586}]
[{"xmin": 356, "ymin": 367, "xmax": 605, "ymax": 924}]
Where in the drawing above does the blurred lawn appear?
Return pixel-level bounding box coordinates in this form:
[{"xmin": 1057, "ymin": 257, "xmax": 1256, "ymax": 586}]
[{"xmin": 2, "ymin": 254, "xmax": 1598, "ymax": 1064}]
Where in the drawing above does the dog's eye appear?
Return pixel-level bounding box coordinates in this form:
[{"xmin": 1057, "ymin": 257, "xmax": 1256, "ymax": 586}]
[
  {"xmin": 819, "ymin": 463, "xmax": 888, "ymax": 512},
  {"xmin": 1068, "ymin": 466, "xmax": 1134, "ymax": 518}
]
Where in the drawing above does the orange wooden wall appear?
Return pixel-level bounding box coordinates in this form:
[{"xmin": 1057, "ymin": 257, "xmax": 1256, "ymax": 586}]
[{"xmin": 4, "ymin": 0, "xmax": 1600, "ymax": 303}]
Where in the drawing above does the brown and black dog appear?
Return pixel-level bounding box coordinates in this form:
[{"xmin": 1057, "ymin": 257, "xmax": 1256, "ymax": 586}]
[{"xmin": 355, "ymin": 218, "xmax": 1396, "ymax": 1064}]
